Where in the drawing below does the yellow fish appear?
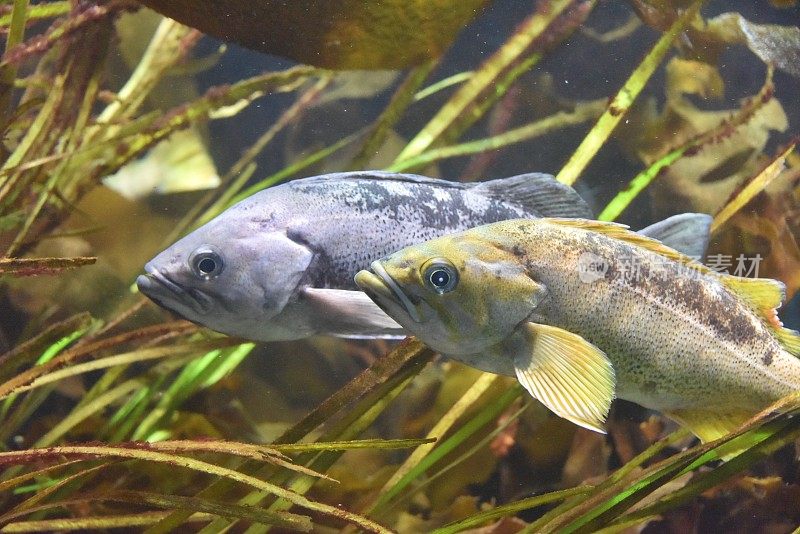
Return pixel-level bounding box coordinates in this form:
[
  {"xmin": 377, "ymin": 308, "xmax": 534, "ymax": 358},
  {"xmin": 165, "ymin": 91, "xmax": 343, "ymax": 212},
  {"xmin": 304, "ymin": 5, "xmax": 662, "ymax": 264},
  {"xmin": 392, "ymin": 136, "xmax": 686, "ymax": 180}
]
[{"xmin": 355, "ymin": 218, "xmax": 800, "ymax": 441}]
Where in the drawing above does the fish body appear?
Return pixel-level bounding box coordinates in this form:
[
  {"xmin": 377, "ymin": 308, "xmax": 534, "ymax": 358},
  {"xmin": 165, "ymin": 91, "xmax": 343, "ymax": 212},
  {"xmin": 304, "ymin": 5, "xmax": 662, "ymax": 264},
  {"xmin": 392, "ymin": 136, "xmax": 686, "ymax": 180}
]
[
  {"xmin": 355, "ymin": 218, "xmax": 800, "ymax": 440},
  {"xmin": 137, "ymin": 171, "xmax": 597, "ymax": 341}
]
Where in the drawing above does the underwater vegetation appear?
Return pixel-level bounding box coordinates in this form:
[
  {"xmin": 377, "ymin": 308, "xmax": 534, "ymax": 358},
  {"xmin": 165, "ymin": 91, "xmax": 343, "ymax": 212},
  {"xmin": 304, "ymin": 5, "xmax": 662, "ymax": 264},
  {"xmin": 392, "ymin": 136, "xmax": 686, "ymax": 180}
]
[{"xmin": 0, "ymin": 0, "xmax": 800, "ymax": 532}]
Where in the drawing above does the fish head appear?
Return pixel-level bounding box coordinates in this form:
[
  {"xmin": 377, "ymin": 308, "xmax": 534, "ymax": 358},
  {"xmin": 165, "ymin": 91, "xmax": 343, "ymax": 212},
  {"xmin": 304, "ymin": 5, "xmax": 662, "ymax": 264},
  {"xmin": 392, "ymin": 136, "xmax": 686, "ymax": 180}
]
[
  {"xmin": 137, "ymin": 214, "xmax": 313, "ymax": 338},
  {"xmin": 355, "ymin": 230, "xmax": 546, "ymax": 355}
]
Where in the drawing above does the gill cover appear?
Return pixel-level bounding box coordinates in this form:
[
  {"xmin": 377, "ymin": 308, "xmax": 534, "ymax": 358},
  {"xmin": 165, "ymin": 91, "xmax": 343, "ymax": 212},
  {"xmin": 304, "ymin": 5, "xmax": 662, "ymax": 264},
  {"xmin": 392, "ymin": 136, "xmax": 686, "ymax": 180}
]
[{"xmin": 258, "ymin": 231, "xmax": 315, "ymax": 316}]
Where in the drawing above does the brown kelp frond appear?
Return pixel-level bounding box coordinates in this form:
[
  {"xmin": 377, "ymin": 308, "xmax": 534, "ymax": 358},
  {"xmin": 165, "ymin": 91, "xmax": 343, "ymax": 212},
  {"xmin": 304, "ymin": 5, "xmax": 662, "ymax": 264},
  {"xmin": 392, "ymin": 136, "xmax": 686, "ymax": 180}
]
[
  {"xmin": 135, "ymin": 0, "xmax": 490, "ymax": 70},
  {"xmin": 600, "ymin": 64, "xmax": 778, "ymax": 221}
]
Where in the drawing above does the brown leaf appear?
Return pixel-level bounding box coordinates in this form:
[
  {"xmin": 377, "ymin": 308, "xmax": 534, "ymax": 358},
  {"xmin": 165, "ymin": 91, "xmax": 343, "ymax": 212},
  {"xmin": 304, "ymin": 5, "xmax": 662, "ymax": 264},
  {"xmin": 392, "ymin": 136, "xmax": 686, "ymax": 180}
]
[
  {"xmin": 137, "ymin": 0, "xmax": 491, "ymax": 69},
  {"xmin": 623, "ymin": 58, "xmax": 789, "ymax": 216}
]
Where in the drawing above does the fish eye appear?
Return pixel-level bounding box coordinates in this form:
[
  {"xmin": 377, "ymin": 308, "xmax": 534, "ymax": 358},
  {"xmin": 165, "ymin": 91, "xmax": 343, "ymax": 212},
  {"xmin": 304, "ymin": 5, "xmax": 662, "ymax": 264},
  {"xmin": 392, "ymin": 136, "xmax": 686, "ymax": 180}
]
[
  {"xmin": 422, "ymin": 259, "xmax": 459, "ymax": 294},
  {"xmin": 190, "ymin": 246, "xmax": 224, "ymax": 280}
]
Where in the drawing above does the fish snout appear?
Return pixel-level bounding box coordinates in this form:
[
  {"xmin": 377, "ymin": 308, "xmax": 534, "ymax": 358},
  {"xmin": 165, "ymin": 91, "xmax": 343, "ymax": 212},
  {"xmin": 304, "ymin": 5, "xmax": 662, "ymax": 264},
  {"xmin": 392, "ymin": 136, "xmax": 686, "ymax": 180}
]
[
  {"xmin": 137, "ymin": 263, "xmax": 213, "ymax": 315},
  {"xmin": 139, "ymin": 262, "xmax": 185, "ymax": 297},
  {"xmin": 357, "ymin": 261, "xmax": 422, "ymax": 323}
]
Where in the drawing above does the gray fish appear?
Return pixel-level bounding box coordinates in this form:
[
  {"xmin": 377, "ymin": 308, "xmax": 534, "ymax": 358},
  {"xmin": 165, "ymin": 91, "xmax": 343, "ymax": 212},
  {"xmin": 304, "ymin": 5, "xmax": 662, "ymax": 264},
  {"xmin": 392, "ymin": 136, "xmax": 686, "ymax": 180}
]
[{"xmin": 137, "ymin": 171, "xmax": 712, "ymax": 341}]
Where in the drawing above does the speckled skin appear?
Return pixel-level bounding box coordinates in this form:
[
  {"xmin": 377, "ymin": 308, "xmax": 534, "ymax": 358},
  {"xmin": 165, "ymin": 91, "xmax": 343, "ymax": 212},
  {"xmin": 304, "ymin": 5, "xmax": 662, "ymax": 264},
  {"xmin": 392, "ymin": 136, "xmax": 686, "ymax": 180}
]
[
  {"xmin": 137, "ymin": 172, "xmax": 590, "ymax": 341},
  {"xmin": 365, "ymin": 218, "xmax": 800, "ymax": 414}
]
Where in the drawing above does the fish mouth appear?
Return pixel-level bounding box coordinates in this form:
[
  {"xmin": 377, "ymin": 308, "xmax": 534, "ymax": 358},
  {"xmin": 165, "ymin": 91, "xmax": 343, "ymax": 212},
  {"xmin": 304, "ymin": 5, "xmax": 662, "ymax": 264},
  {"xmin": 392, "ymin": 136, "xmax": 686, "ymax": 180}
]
[
  {"xmin": 355, "ymin": 261, "xmax": 422, "ymax": 323},
  {"xmin": 136, "ymin": 263, "xmax": 213, "ymax": 315}
]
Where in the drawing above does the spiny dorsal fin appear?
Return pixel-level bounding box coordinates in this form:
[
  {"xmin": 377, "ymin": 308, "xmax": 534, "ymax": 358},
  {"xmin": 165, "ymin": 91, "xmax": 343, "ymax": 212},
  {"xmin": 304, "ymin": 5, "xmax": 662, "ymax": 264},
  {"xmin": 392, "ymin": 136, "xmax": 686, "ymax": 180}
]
[
  {"xmin": 544, "ymin": 218, "xmax": 712, "ymax": 274},
  {"xmin": 474, "ymin": 174, "xmax": 594, "ymax": 219}
]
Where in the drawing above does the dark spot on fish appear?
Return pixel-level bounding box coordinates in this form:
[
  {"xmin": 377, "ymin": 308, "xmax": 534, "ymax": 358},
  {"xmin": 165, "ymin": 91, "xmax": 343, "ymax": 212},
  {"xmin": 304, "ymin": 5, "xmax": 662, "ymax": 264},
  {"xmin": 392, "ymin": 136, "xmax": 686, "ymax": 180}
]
[
  {"xmin": 642, "ymin": 380, "xmax": 657, "ymax": 394},
  {"xmin": 516, "ymin": 223, "xmax": 532, "ymax": 234},
  {"xmin": 405, "ymin": 292, "xmax": 422, "ymax": 305},
  {"xmin": 650, "ymin": 274, "xmax": 758, "ymax": 346},
  {"xmin": 252, "ymin": 215, "xmax": 276, "ymax": 227},
  {"xmin": 762, "ymin": 350, "xmax": 774, "ymax": 366},
  {"xmin": 511, "ymin": 244, "xmax": 525, "ymax": 258}
]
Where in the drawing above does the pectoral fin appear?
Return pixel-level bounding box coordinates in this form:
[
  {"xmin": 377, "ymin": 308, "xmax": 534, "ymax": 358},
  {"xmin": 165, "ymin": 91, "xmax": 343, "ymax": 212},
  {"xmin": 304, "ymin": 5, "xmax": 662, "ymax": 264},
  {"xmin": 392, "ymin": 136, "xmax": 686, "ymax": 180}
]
[
  {"xmin": 302, "ymin": 288, "xmax": 404, "ymax": 338},
  {"xmin": 511, "ymin": 323, "xmax": 615, "ymax": 433}
]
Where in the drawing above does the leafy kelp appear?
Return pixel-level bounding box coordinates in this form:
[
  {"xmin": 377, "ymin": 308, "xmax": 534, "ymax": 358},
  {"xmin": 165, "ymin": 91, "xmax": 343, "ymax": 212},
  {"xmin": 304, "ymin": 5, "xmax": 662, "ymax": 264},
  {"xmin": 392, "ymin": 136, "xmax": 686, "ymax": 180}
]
[{"xmin": 1, "ymin": 0, "xmax": 799, "ymax": 532}]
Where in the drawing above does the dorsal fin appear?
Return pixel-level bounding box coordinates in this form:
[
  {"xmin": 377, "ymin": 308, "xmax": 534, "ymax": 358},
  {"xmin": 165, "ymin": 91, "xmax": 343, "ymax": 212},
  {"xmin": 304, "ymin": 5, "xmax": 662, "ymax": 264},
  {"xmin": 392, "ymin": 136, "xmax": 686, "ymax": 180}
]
[
  {"xmin": 299, "ymin": 171, "xmax": 466, "ymax": 188},
  {"xmin": 775, "ymin": 327, "xmax": 800, "ymax": 356},
  {"xmin": 473, "ymin": 174, "xmax": 593, "ymax": 218},
  {"xmin": 637, "ymin": 213, "xmax": 712, "ymax": 260},
  {"xmin": 717, "ymin": 275, "xmax": 785, "ymax": 318},
  {"xmin": 543, "ymin": 218, "xmax": 711, "ymax": 273},
  {"xmin": 715, "ymin": 274, "xmax": 800, "ymax": 355}
]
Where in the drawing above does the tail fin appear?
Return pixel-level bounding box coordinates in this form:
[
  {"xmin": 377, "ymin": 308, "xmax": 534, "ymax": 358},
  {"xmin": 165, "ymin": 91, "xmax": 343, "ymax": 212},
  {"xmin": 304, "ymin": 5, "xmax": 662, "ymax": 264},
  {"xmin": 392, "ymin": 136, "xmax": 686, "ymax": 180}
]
[{"xmin": 472, "ymin": 173, "xmax": 593, "ymax": 218}]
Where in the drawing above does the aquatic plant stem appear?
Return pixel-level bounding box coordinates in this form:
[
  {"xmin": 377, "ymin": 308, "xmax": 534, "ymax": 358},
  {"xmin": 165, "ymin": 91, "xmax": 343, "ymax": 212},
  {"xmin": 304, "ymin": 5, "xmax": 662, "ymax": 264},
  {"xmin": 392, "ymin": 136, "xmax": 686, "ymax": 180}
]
[
  {"xmin": 0, "ymin": 0, "xmax": 28, "ymax": 118},
  {"xmin": 414, "ymin": 71, "xmax": 474, "ymax": 102},
  {"xmin": 434, "ymin": 486, "xmax": 592, "ymax": 534},
  {"xmin": 375, "ymin": 373, "xmax": 498, "ymax": 500},
  {"xmin": 0, "ymin": 446, "xmax": 390, "ymax": 533},
  {"xmin": 0, "ymin": 2, "xmax": 71, "ymax": 28},
  {"xmin": 394, "ymin": 0, "xmax": 579, "ymax": 162},
  {"xmin": 711, "ymin": 143, "xmax": 795, "ymax": 233},
  {"xmin": 387, "ymin": 100, "xmax": 605, "ymax": 173},
  {"xmin": 189, "ymin": 77, "xmax": 331, "ymax": 230},
  {"xmin": 368, "ymin": 384, "xmax": 524, "ymax": 518},
  {"xmin": 526, "ymin": 393, "xmax": 800, "ymax": 533},
  {"xmin": 147, "ymin": 340, "xmax": 433, "ymax": 533},
  {"xmin": 348, "ymin": 60, "xmax": 437, "ymax": 170},
  {"xmin": 556, "ymin": 0, "xmax": 704, "ymax": 186},
  {"xmin": 230, "ymin": 132, "xmax": 359, "ymax": 203},
  {"xmin": 598, "ymin": 67, "xmax": 775, "ymax": 222},
  {"xmin": 95, "ymin": 18, "xmax": 194, "ymax": 129}
]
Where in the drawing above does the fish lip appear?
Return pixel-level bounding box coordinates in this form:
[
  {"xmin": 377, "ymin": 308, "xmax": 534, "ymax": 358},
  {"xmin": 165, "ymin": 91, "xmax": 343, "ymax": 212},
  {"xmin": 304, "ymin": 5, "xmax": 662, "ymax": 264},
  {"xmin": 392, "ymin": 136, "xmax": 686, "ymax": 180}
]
[
  {"xmin": 137, "ymin": 264, "xmax": 213, "ymax": 315},
  {"xmin": 364, "ymin": 260, "xmax": 422, "ymax": 323}
]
